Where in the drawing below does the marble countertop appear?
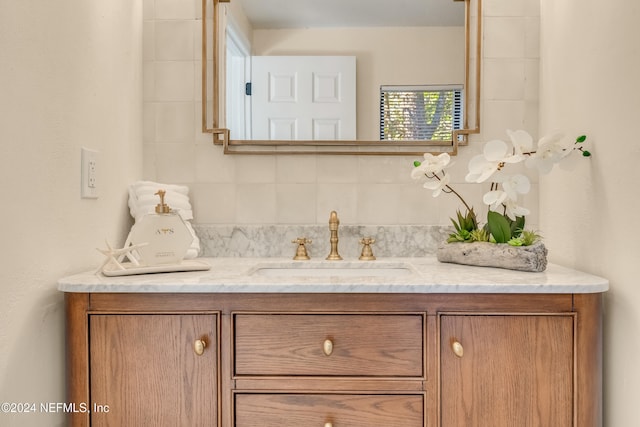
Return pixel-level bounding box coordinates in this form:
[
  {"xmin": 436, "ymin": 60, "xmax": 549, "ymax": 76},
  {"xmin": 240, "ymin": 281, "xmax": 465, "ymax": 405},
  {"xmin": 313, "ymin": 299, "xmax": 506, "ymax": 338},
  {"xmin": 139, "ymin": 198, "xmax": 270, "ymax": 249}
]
[{"xmin": 58, "ymin": 257, "xmax": 609, "ymax": 294}]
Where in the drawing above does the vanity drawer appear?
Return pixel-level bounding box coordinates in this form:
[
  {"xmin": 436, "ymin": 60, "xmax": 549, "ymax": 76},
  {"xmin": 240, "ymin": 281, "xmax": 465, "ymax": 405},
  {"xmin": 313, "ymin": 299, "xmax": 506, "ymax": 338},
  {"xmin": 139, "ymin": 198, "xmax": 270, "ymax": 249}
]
[
  {"xmin": 234, "ymin": 314, "xmax": 424, "ymax": 376},
  {"xmin": 235, "ymin": 393, "xmax": 424, "ymax": 427}
]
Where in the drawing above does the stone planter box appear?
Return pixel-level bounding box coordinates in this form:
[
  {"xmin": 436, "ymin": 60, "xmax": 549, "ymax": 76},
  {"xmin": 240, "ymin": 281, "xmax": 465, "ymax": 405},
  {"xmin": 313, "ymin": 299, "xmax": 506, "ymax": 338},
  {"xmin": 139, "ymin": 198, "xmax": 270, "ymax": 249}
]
[{"xmin": 437, "ymin": 241, "xmax": 548, "ymax": 272}]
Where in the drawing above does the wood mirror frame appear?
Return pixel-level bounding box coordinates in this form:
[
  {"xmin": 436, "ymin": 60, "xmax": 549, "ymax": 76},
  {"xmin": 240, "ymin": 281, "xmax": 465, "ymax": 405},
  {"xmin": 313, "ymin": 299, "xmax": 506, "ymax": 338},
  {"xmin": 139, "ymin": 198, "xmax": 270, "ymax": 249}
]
[{"xmin": 202, "ymin": 0, "xmax": 481, "ymax": 155}]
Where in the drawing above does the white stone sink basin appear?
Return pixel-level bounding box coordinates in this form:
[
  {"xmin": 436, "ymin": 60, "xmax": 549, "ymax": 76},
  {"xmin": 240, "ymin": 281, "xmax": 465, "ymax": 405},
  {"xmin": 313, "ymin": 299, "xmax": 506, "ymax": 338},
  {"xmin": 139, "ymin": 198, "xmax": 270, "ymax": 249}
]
[{"xmin": 249, "ymin": 261, "xmax": 415, "ymax": 278}]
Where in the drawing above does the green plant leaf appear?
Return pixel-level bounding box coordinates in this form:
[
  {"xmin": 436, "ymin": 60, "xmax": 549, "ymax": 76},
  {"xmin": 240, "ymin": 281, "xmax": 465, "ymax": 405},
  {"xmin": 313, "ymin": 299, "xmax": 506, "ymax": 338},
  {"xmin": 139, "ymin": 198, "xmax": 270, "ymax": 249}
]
[
  {"xmin": 487, "ymin": 211, "xmax": 512, "ymax": 243},
  {"xmin": 520, "ymin": 230, "xmax": 542, "ymax": 246},
  {"xmin": 413, "ymin": 160, "xmax": 422, "ymax": 167},
  {"xmin": 509, "ymin": 216, "xmax": 525, "ymax": 238},
  {"xmin": 582, "ymin": 150, "xmax": 591, "ymax": 157},
  {"xmin": 576, "ymin": 135, "xmax": 587, "ymax": 143},
  {"xmin": 508, "ymin": 237, "xmax": 524, "ymax": 246}
]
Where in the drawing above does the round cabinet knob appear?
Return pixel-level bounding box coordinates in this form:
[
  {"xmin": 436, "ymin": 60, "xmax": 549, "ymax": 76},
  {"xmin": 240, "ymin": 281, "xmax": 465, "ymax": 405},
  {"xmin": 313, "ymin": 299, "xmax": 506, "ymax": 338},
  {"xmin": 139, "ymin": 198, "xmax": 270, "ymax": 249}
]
[
  {"xmin": 452, "ymin": 340, "xmax": 464, "ymax": 358},
  {"xmin": 324, "ymin": 423, "xmax": 333, "ymax": 427},
  {"xmin": 194, "ymin": 339, "xmax": 207, "ymax": 356},
  {"xmin": 323, "ymin": 339, "xmax": 333, "ymax": 356}
]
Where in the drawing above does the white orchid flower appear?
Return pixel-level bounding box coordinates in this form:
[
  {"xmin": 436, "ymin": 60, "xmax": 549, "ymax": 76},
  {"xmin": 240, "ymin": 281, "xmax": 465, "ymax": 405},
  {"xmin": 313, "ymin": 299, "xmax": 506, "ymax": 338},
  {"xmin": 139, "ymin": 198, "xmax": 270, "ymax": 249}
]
[
  {"xmin": 501, "ymin": 174, "xmax": 531, "ymax": 200},
  {"xmin": 482, "ymin": 173, "xmax": 530, "ymax": 214},
  {"xmin": 483, "ymin": 189, "xmax": 508, "ymax": 211},
  {"xmin": 503, "ymin": 198, "xmax": 530, "ymax": 221},
  {"xmin": 465, "ymin": 139, "xmax": 524, "ymax": 183},
  {"xmin": 524, "ymin": 132, "xmax": 570, "ymax": 174},
  {"xmin": 411, "ymin": 152, "xmax": 452, "ymax": 180},
  {"xmin": 423, "ymin": 172, "xmax": 450, "ymax": 197},
  {"xmin": 507, "ymin": 129, "xmax": 533, "ymax": 156}
]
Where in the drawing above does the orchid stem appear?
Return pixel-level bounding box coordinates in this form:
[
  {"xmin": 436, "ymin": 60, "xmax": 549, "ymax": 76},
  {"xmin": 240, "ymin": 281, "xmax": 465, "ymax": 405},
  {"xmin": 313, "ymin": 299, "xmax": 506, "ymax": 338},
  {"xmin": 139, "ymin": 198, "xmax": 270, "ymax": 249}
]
[
  {"xmin": 447, "ymin": 185, "xmax": 473, "ymax": 213},
  {"xmin": 427, "ymin": 172, "xmax": 473, "ymax": 213}
]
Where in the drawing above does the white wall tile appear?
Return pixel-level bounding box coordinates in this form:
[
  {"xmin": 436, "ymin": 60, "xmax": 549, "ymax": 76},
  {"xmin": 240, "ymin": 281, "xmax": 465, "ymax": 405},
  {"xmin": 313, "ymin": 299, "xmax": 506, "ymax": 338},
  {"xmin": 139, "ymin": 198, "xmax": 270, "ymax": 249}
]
[
  {"xmin": 397, "ymin": 183, "xmax": 441, "ymax": 225},
  {"xmin": 155, "ymin": 20, "xmax": 195, "ymax": 61},
  {"xmin": 276, "ymin": 184, "xmax": 317, "ymax": 223},
  {"xmin": 143, "ymin": 102, "xmax": 156, "ymax": 143},
  {"xmin": 155, "ymin": 0, "xmax": 196, "ymax": 20},
  {"xmin": 195, "ymin": 143, "xmax": 236, "ymax": 183},
  {"xmin": 191, "ymin": 183, "xmax": 236, "ymax": 223},
  {"xmin": 143, "ymin": 142, "xmax": 157, "ymax": 179},
  {"xmin": 316, "ymin": 183, "xmax": 358, "ymax": 224},
  {"xmin": 143, "ymin": 21, "xmax": 155, "ymax": 61},
  {"xmin": 523, "ymin": 100, "xmax": 539, "ymax": 134},
  {"xmin": 236, "ymin": 184, "xmax": 277, "ymax": 223},
  {"xmin": 484, "ymin": 18, "xmax": 526, "ymax": 59},
  {"xmin": 234, "ymin": 155, "xmax": 277, "ymax": 183},
  {"xmin": 358, "ymin": 156, "xmax": 415, "ymax": 184},
  {"xmin": 482, "ymin": 100, "xmax": 527, "ymax": 138},
  {"xmin": 484, "ymin": 59, "xmax": 526, "ymax": 100},
  {"xmin": 525, "ymin": 17, "xmax": 540, "ymax": 58},
  {"xmin": 316, "ymin": 156, "xmax": 359, "ymax": 183},
  {"xmin": 484, "ymin": 0, "xmax": 526, "ymax": 17},
  {"xmin": 155, "ymin": 61, "xmax": 194, "ymax": 101},
  {"xmin": 155, "ymin": 102, "xmax": 195, "ymax": 143},
  {"xmin": 276, "ymin": 155, "xmax": 318, "ymax": 183},
  {"xmin": 155, "ymin": 142, "xmax": 195, "ymax": 183},
  {"xmin": 143, "ymin": 62, "xmax": 155, "ymax": 102},
  {"xmin": 524, "ymin": 58, "xmax": 540, "ymax": 100},
  {"xmin": 357, "ymin": 184, "xmax": 401, "ymax": 224}
]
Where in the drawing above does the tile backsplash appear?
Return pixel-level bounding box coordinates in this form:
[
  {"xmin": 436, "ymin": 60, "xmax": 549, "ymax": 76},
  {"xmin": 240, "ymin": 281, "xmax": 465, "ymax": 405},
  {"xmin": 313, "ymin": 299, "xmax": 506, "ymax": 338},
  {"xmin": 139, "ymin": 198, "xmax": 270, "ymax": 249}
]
[{"xmin": 194, "ymin": 224, "xmax": 451, "ymax": 258}]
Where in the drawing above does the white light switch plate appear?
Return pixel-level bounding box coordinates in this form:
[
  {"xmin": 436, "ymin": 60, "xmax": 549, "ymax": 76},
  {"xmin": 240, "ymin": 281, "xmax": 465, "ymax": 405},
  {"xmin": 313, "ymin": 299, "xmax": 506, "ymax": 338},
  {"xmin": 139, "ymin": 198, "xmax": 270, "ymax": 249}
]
[{"xmin": 81, "ymin": 147, "xmax": 99, "ymax": 199}]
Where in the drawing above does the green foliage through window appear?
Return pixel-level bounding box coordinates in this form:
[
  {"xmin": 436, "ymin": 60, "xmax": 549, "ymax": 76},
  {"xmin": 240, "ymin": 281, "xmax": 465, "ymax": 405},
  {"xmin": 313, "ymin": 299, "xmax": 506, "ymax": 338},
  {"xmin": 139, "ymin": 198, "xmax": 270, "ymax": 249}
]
[{"xmin": 380, "ymin": 85, "xmax": 463, "ymax": 141}]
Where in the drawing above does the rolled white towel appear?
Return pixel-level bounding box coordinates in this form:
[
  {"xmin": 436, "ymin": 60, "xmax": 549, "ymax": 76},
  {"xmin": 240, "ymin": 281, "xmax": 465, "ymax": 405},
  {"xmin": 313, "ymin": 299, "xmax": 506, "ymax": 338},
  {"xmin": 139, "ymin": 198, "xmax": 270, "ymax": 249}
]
[{"xmin": 128, "ymin": 181, "xmax": 193, "ymax": 221}]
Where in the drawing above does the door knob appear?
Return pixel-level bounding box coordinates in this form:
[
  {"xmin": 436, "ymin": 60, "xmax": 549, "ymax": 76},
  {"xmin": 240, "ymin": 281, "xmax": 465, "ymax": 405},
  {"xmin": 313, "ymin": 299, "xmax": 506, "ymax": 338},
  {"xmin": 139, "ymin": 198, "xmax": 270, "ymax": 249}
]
[
  {"xmin": 323, "ymin": 339, "xmax": 333, "ymax": 356},
  {"xmin": 452, "ymin": 340, "xmax": 464, "ymax": 358},
  {"xmin": 194, "ymin": 338, "xmax": 207, "ymax": 356}
]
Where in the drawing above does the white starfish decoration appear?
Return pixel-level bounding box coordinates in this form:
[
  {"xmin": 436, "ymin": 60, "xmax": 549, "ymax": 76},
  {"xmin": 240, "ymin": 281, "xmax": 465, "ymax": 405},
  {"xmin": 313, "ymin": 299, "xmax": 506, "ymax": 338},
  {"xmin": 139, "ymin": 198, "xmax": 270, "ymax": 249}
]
[{"xmin": 96, "ymin": 240, "xmax": 149, "ymax": 273}]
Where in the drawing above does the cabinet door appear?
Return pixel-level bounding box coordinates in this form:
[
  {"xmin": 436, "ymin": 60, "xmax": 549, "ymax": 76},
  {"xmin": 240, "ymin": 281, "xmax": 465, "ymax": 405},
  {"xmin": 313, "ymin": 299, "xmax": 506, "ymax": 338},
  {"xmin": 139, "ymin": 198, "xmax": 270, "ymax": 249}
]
[
  {"xmin": 441, "ymin": 315, "xmax": 573, "ymax": 427},
  {"xmin": 90, "ymin": 314, "xmax": 217, "ymax": 427}
]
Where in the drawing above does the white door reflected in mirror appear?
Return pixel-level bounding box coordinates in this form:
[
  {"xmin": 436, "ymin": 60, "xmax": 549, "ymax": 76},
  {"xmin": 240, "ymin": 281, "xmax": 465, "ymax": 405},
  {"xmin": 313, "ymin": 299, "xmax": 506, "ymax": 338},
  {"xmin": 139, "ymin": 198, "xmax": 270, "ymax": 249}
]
[{"xmin": 249, "ymin": 56, "xmax": 356, "ymax": 140}]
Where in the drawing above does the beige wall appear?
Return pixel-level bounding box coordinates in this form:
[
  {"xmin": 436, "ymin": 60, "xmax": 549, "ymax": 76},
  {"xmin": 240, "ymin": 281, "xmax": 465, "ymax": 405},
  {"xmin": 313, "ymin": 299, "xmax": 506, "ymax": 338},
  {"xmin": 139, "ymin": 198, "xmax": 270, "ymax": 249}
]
[
  {"xmin": 145, "ymin": 0, "xmax": 539, "ymax": 227},
  {"xmin": 539, "ymin": 0, "xmax": 640, "ymax": 424},
  {"xmin": 0, "ymin": 0, "xmax": 143, "ymax": 425}
]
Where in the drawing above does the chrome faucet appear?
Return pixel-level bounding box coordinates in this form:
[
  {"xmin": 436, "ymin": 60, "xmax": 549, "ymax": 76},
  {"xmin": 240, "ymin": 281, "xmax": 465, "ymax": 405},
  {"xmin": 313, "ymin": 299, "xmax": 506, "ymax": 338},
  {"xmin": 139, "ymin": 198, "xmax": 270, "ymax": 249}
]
[{"xmin": 326, "ymin": 211, "xmax": 342, "ymax": 260}]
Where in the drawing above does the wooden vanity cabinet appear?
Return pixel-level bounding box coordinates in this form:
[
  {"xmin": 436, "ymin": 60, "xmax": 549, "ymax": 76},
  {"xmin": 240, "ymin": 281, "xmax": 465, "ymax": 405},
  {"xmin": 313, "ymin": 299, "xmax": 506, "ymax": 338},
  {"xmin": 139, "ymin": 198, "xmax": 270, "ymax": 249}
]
[
  {"xmin": 64, "ymin": 292, "xmax": 602, "ymax": 427},
  {"xmin": 89, "ymin": 314, "xmax": 218, "ymax": 426},
  {"xmin": 440, "ymin": 314, "xmax": 574, "ymax": 426}
]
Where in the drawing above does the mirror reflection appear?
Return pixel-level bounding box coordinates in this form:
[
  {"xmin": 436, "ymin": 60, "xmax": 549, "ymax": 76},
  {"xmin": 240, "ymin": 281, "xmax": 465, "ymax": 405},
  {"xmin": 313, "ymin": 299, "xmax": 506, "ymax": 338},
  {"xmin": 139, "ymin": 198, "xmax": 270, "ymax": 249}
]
[{"xmin": 220, "ymin": 0, "xmax": 465, "ymax": 143}]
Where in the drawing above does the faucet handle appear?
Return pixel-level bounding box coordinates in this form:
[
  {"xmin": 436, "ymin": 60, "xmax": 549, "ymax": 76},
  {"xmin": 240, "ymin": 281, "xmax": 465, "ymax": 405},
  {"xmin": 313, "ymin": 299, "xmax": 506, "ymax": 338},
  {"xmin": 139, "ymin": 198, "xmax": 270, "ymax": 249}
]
[
  {"xmin": 359, "ymin": 237, "xmax": 376, "ymax": 261},
  {"xmin": 292, "ymin": 237, "xmax": 312, "ymax": 260}
]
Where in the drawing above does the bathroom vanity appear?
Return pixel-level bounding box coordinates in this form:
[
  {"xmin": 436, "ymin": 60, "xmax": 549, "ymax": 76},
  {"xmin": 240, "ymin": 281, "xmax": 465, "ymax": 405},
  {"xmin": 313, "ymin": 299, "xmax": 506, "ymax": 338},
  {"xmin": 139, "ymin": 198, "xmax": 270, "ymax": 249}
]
[{"xmin": 59, "ymin": 257, "xmax": 607, "ymax": 427}]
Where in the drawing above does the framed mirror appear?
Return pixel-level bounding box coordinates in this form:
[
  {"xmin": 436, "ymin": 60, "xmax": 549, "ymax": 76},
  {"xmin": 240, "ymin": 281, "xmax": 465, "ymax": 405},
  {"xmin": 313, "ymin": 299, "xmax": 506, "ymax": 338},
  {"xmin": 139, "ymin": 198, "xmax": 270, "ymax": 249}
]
[{"xmin": 203, "ymin": 0, "xmax": 481, "ymax": 155}]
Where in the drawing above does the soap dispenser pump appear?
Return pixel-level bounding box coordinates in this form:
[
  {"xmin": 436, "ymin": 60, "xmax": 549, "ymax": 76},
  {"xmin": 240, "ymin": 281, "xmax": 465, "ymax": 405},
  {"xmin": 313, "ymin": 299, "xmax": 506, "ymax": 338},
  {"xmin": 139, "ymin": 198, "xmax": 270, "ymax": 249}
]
[{"xmin": 154, "ymin": 189, "xmax": 171, "ymax": 214}]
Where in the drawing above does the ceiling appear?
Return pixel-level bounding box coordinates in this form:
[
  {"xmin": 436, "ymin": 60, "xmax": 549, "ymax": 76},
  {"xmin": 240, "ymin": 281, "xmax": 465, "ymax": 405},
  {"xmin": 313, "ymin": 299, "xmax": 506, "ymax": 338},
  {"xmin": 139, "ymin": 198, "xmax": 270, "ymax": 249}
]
[{"xmin": 235, "ymin": 0, "xmax": 465, "ymax": 29}]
